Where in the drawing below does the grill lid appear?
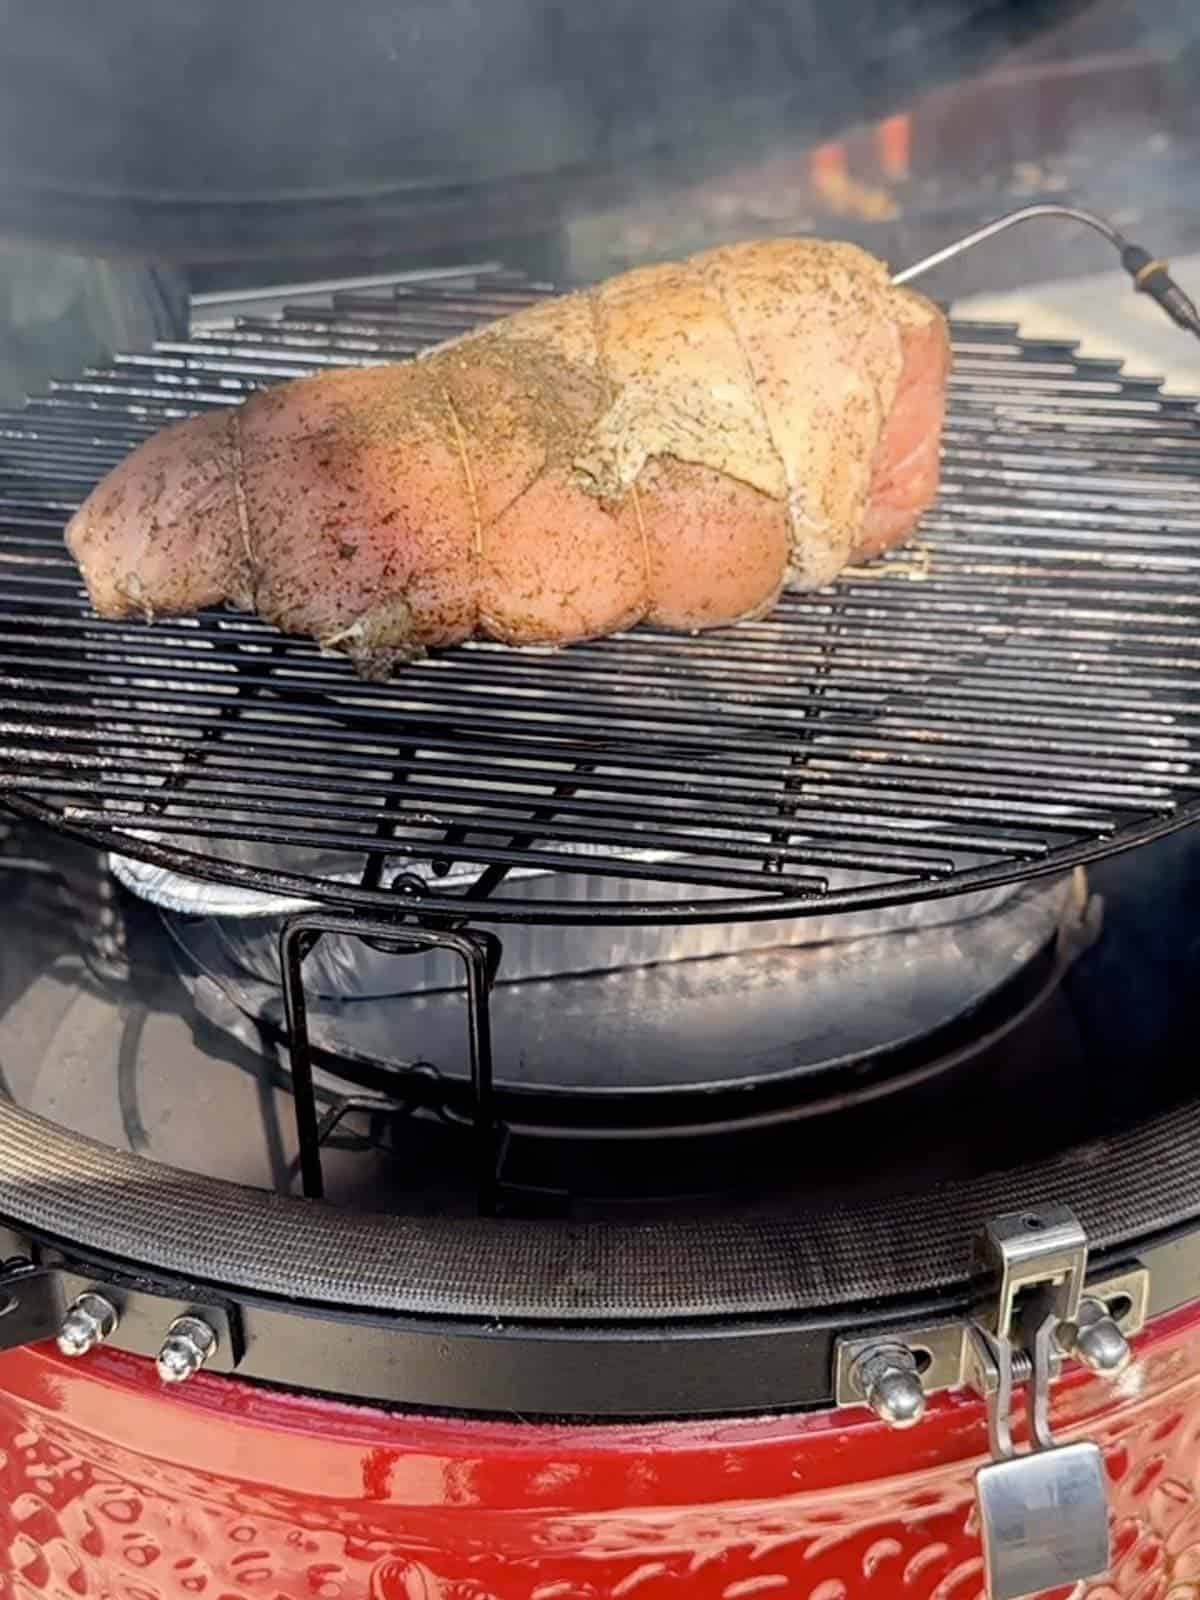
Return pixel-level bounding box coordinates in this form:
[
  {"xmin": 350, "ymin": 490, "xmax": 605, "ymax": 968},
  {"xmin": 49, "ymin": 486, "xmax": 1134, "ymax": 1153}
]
[{"xmin": 3, "ymin": 265, "xmax": 1200, "ymax": 924}]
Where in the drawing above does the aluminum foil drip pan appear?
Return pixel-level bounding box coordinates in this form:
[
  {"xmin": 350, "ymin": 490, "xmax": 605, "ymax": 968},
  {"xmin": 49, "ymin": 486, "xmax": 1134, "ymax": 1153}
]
[
  {"xmin": 165, "ymin": 871, "xmax": 1078, "ymax": 1117},
  {"xmin": 115, "ymin": 847, "xmax": 1032, "ymax": 990}
]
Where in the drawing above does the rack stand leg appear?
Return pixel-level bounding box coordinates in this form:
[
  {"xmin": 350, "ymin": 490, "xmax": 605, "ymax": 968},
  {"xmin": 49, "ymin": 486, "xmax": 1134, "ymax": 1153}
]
[{"xmin": 279, "ymin": 912, "xmax": 502, "ymax": 1214}]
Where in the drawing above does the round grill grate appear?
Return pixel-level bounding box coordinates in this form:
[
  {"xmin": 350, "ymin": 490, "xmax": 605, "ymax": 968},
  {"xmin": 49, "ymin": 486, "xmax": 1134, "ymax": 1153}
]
[{"xmin": 2, "ymin": 267, "xmax": 1200, "ymax": 923}]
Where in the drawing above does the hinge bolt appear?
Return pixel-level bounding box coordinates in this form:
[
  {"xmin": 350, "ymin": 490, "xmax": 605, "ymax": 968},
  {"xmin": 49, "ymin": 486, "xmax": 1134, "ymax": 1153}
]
[
  {"xmin": 156, "ymin": 1315, "xmax": 218, "ymax": 1384},
  {"xmin": 852, "ymin": 1343, "xmax": 927, "ymax": 1429},
  {"xmin": 56, "ymin": 1293, "xmax": 118, "ymax": 1358},
  {"xmin": 1061, "ymin": 1297, "xmax": 1132, "ymax": 1377}
]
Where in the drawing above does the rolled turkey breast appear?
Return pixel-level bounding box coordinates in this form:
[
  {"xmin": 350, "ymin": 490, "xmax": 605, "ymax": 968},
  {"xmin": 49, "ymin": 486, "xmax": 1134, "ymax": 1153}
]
[{"xmin": 65, "ymin": 238, "xmax": 950, "ymax": 678}]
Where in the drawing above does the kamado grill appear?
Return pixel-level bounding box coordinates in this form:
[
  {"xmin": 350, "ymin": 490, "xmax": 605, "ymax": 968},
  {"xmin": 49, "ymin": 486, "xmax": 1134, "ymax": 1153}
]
[{"xmin": 4, "ymin": 202, "xmax": 1200, "ymax": 1600}]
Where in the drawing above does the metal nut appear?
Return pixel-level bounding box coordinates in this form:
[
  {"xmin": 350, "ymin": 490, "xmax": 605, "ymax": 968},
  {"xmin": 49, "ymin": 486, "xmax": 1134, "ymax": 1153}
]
[
  {"xmin": 1061, "ymin": 1297, "xmax": 1132, "ymax": 1377},
  {"xmin": 156, "ymin": 1315, "xmax": 218, "ymax": 1385},
  {"xmin": 852, "ymin": 1343, "xmax": 926, "ymax": 1429},
  {"xmin": 56, "ymin": 1292, "xmax": 118, "ymax": 1358}
]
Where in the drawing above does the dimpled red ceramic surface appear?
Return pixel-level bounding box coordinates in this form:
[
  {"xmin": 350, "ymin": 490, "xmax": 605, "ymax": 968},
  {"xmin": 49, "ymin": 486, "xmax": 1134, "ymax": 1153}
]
[{"xmin": 2, "ymin": 1304, "xmax": 1200, "ymax": 1599}]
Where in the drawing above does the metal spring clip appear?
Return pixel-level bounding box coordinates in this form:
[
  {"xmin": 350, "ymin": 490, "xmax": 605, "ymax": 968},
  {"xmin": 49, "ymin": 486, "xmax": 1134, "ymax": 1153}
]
[{"xmin": 969, "ymin": 1206, "xmax": 1116, "ymax": 1600}]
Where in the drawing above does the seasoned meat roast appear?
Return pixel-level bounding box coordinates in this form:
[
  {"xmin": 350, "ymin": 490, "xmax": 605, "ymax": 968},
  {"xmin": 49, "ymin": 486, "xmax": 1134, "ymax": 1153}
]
[{"xmin": 66, "ymin": 238, "xmax": 950, "ymax": 678}]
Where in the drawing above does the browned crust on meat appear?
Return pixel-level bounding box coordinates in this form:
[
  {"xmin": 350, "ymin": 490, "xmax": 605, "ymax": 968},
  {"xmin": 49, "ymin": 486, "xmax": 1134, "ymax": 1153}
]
[{"xmin": 65, "ymin": 237, "xmax": 948, "ymax": 675}]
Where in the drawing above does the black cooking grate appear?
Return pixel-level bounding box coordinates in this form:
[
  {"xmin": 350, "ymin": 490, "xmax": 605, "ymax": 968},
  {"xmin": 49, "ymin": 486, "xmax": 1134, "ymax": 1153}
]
[{"xmin": 2, "ymin": 263, "xmax": 1200, "ymax": 924}]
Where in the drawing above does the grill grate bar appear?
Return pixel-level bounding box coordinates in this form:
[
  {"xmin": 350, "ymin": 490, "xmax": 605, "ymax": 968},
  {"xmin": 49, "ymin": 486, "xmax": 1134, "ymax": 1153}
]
[
  {"xmin": 4, "ymin": 771, "xmax": 946, "ymax": 880},
  {"xmin": 7, "ymin": 553, "xmax": 1200, "ymax": 643},
  {"xmin": 2, "ymin": 263, "xmax": 1199, "ymax": 921},
  {"xmin": 49, "ymin": 807, "xmax": 834, "ymax": 897},
  {"xmin": 39, "ymin": 365, "xmax": 1195, "ymax": 413},
  {"xmin": 0, "ymin": 707, "xmax": 1126, "ymax": 836},
  {"xmin": 1, "ymin": 648, "xmax": 1193, "ymax": 770},
  {"xmin": 4, "ymin": 610, "xmax": 1198, "ymax": 717}
]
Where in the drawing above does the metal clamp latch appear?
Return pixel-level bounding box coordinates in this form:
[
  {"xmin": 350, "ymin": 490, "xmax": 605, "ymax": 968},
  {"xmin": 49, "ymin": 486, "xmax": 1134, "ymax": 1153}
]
[
  {"xmin": 969, "ymin": 1207, "xmax": 1112, "ymax": 1600},
  {"xmin": 835, "ymin": 1204, "xmax": 1146, "ymax": 1600}
]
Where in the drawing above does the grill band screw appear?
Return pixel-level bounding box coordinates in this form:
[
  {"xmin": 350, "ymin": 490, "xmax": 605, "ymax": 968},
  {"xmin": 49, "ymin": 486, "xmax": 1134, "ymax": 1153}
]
[
  {"xmin": 851, "ymin": 1343, "xmax": 927, "ymax": 1429},
  {"xmin": 1059, "ymin": 1296, "xmax": 1133, "ymax": 1376},
  {"xmin": 56, "ymin": 1292, "xmax": 118, "ymax": 1358},
  {"xmin": 156, "ymin": 1314, "xmax": 218, "ymax": 1384}
]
